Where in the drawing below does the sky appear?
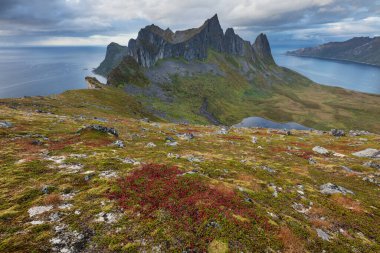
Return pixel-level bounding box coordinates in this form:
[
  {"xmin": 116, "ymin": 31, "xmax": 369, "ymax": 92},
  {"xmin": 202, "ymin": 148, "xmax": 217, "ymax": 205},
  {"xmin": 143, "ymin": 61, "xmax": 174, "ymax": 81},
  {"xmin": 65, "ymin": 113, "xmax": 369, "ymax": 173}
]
[{"xmin": 0, "ymin": 0, "xmax": 379, "ymax": 47}]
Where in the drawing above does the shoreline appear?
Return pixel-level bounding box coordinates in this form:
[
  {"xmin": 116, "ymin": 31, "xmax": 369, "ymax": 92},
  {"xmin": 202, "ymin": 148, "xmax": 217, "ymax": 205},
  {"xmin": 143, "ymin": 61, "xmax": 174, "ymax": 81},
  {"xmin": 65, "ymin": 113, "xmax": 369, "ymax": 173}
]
[{"xmin": 285, "ymin": 53, "xmax": 380, "ymax": 68}]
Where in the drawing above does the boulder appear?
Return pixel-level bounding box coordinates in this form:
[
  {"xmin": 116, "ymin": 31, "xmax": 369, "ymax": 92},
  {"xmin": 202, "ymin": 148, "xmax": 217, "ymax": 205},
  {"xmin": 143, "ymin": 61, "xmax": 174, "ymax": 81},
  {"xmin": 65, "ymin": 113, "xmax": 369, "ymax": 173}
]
[
  {"xmin": 78, "ymin": 125, "xmax": 119, "ymax": 137},
  {"xmin": 363, "ymin": 161, "xmax": 380, "ymax": 170},
  {"xmin": 330, "ymin": 129, "xmax": 345, "ymax": 137},
  {"xmin": 112, "ymin": 140, "xmax": 125, "ymax": 148},
  {"xmin": 320, "ymin": 183, "xmax": 353, "ymax": 195},
  {"xmin": 0, "ymin": 121, "xmax": 12, "ymax": 128},
  {"xmin": 312, "ymin": 146, "xmax": 330, "ymax": 155},
  {"xmin": 352, "ymin": 148, "xmax": 380, "ymax": 158}
]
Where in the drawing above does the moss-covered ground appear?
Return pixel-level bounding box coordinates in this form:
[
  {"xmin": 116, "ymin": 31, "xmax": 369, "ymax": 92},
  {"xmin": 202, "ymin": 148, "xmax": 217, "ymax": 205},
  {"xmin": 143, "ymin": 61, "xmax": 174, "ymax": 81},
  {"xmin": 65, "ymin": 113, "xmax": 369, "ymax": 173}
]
[{"xmin": 0, "ymin": 87, "xmax": 379, "ymax": 252}]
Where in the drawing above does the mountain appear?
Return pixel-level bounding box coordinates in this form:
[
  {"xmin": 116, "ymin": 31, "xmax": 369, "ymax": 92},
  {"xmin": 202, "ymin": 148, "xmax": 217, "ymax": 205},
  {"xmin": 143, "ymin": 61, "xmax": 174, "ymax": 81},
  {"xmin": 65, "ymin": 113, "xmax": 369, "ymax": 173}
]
[
  {"xmin": 1, "ymin": 88, "xmax": 380, "ymax": 252},
  {"xmin": 95, "ymin": 14, "xmax": 273, "ymax": 76},
  {"xmin": 94, "ymin": 15, "xmax": 380, "ymax": 132},
  {"xmin": 287, "ymin": 37, "xmax": 380, "ymax": 66}
]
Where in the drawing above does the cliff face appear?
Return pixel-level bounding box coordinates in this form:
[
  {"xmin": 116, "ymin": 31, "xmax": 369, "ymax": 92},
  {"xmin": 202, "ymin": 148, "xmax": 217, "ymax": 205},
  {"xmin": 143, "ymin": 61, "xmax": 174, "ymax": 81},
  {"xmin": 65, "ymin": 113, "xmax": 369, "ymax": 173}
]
[
  {"xmin": 253, "ymin": 33, "xmax": 274, "ymax": 63},
  {"xmin": 94, "ymin": 42, "xmax": 129, "ymax": 76},
  {"xmin": 95, "ymin": 14, "xmax": 274, "ymax": 75},
  {"xmin": 287, "ymin": 37, "xmax": 380, "ymax": 66}
]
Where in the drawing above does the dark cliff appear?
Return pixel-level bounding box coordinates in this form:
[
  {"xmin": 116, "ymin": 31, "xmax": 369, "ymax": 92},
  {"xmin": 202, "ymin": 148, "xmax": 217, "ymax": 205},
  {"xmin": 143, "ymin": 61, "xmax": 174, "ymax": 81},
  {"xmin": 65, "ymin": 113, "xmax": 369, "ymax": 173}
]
[{"xmin": 95, "ymin": 14, "xmax": 274, "ymax": 75}]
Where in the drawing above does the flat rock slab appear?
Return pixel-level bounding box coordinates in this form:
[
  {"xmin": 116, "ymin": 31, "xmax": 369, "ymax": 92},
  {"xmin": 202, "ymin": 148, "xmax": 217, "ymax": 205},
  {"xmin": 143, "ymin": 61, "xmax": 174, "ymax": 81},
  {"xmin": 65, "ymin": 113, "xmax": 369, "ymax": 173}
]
[
  {"xmin": 320, "ymin": 183, "xmax": 353, "ymax": 195},
  {"xmin": 352, "ymin": 148, "xmax": 380, "ymax": 158}
]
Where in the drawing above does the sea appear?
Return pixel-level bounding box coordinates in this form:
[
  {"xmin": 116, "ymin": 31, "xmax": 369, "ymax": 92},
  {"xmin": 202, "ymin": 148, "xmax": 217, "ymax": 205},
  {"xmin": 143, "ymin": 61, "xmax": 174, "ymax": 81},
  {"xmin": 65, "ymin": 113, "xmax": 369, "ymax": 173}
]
[{"xmin": 0, "ymin": 46, "xmax": 379, "ymax": 99}]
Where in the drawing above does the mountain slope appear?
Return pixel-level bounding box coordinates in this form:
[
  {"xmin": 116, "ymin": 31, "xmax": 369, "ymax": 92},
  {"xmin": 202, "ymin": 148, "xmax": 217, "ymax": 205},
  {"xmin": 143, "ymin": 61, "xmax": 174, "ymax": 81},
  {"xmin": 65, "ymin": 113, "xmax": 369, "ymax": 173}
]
[
  {"xmin": 95, "ymin": 15, "xmax": 380, "ymax": 133},
  {"xmin": 287, "ymin": 37, "xmax": 380, "ymax": 66},
  {"xmin": 1, "ymin": 91, "xmax": 380, "ymax": 252}
]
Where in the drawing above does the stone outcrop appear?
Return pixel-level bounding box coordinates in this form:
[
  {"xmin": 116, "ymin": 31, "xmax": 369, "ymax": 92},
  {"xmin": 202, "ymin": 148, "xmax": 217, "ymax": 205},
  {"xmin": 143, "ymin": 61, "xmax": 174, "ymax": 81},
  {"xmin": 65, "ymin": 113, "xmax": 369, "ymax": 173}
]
[
  {"xmin": 95, "ymin": 14, "xmax": 274, "ymax": 75},
  {"xmin": 252, "ymin": 33, "xmax": 274, "ymax": 63},
  {"xmin": 95, "ymin": 42, "xmax": 129, "ymax": 76}
]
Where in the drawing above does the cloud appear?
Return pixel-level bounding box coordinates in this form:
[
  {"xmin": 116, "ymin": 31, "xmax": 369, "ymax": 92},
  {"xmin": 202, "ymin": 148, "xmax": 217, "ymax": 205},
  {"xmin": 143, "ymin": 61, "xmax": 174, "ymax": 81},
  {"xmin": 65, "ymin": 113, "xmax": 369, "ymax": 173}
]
[{"xmin": 0, "ymin": 0, "xmax": 379, "ymax": 46}]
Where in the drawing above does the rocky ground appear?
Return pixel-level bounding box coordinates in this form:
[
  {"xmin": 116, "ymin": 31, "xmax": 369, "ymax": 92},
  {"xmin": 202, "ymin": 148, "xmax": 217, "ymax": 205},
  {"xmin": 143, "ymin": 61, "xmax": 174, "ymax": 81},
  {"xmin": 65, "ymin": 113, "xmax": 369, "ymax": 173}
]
[{"xmin": 0, "ymin": 91, "xmax": 379, "ymax": 252}]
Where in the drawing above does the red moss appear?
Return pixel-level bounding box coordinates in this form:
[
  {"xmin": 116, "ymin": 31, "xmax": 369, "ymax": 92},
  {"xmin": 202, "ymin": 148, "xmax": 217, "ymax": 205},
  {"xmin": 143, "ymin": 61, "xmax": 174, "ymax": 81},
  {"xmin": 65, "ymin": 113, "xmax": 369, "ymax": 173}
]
[{"xmin": 107, "ymin": 164, "xmax": 266, "ymax": 229}]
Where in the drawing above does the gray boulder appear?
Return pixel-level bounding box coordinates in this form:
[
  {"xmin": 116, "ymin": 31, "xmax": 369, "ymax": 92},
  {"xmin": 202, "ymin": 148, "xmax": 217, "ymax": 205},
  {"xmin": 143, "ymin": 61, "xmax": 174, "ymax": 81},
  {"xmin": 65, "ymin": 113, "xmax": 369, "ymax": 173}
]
[
  {"xmin": 320, "ymin": 183, "xmax": 353, "ymax": 195},
  {"xmin": 0, "ymin": 121, "xmax": 12, "ymax": 128},
  {"xmin": 312, "ymin": 146, "xmax": 330, "ymax": 155},
  {"xmin": 352, "ymin": 148, "xmax": 380, "ymax": 158},
  {"xmin": 330, "ymin": 129, "xmax": 345, "ymax": 137},
  {"xmin": 78, "ymin": 125, "xmax": 119, "ymax": 137}
]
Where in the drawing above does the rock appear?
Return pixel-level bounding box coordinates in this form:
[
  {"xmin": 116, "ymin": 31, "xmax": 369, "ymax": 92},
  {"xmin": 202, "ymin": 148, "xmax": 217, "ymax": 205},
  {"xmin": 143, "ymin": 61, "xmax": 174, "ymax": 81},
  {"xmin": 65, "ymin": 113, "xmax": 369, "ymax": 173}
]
[
  {"xmin": 352, "ymin": 148, "xmax": 380, "ymax": 158},
  {"xmin": 31, "ymin": 139, "xmax": 43, "ymax": 146},
  {"xmin": 176, "ymin": 133, "xmax": 194, "ymax": 140},
  {"xmin": 121, "ymin": 158, "xmax": 140, "ymax": 165},
  {"xmin": 83, "ymin": 171, "xmax": 95, "ymax": 181},
  {"xmin": 85, "ymin": 76, "xmax": 103, "ymax": 89},
  {"xmin": 362, "ymin": 176, "xmax": 380, "ymax": 186},
  {"xmin": 58, "ymin": 203, "xmax": 73, "ymax": 210},
  {"xmin": 146, "ymin": 142, "xmax": 157, "ymax": 148},
  {"xmin": 261, "ymin": 166, "xmax": 276, "ymax": 173},
  {"xmin": 166, "ymin": 141, "xmax": 178, "ymax": 146},
  {"xmin": 206, "ymin": 220, "xmax": 220, "ymax": 229},
  {"xmin": 316, "ymin": 229, "xmax": 330, "ymax": 241},
  {"xmin": 0, "ymin": 121, "xmax": 13, "ymax": 128},
  {"xmin": 78, "ymin": 125, "xmax": 119, "ymax": 137},
  {"xmin": 50, "ymin": 224, "xmax": 92, "ymax": 253},
  {"xmin": 217, "ymin": 126, "xmax": 229, "ymax": 135},
  {"xmin": 165, "ymin": 136, "xmax": 175, "ymax": 142},
  {"xmin": 341, "ymin": 166, "xmax": 356, "ymax": 173},
  {"xmin": 320, "ymin": 183, "xmax": 353, "ymax": 195},
  {"xmin": 363, "ymin": 161, "xmax": 380, "ymax": 170},
  {"xmin": 41, "ymin": 185, "xmax": 54, "ymax": 194},
  {"xmin": 277, "ymin": 129, "xmax": 291, "ymax": 136},
  {"xmin": 112, "ymin": 140, "xmax": 125, "ymax": 148},
  {"xmin": 95, "ymin": 212, "xmax": 120, "ymax": 223},
  {"xmin": 312, "ymin": 146, "xmax": 330, "ymax": 155},
  {"xmin": 308, "ymin": 157, "xmax": 317, "ymax": 165},
  {"xmin": 167, "ymin": 153, "xmax": 180, "ymax": 159},
  {"xmin": 253, "ymin": 33, "xmax": 275, "ymax": 63},
  {"xmin": 93, "ymin": 117, "xmax": 108, "ymax": 122},
  {"xmin": 330, "ymin": 129, "xmax": 345, "ymax": 137},
  {"xmin": 186, "ymin": 155, "xmax": 203, "ymax": 163},
  {"xmin": 292, "ymin": 203, "xmax": 310, "ymax": 213},
  {"xmin": 179, "ymin": 170, "xmax": 198, "ymax": 176},
  {"xmin": 99, "ymin": 170, "xmax": 118, "ymax": 179},
  {"xmin": 349, "ymin": 130, "xmax": 371, "ymax": 136},
  {"xmin": 28, "ymin": 205, "xmax": 53, "ymax": 217}
]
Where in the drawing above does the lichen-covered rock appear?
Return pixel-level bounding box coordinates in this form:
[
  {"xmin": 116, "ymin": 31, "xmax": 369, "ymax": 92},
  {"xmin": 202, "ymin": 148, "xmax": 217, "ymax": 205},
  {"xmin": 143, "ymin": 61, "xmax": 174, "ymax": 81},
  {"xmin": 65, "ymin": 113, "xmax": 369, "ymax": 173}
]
[
  {"xmin": 320, "ymin": 183, "xmax": 353, "ymax": 195},
  {"xmin": 78, "ymin": 125, "xmax": 119, "ymax": 137},
  {"xmin": 352, "ymin": 148, "xmax": 380, "ymax": 158},
  {"xmin": 312, "ymin": 146, "xmax": 330, "ymax": 155},
  {"xmin": 330, "ymin": 129, "xmax": 345, "ymax": 137},
  {"xmin": 0, "ymin": 121, "xmax": 12, "ymax": 128}
]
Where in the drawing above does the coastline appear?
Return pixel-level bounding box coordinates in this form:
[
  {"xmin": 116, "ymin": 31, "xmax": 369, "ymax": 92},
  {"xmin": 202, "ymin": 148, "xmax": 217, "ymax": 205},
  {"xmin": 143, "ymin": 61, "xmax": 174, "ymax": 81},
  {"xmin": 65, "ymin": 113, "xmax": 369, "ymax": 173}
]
[{"xmin": 285, "ymin": 53, "xmax": 380, "ymax": 68}]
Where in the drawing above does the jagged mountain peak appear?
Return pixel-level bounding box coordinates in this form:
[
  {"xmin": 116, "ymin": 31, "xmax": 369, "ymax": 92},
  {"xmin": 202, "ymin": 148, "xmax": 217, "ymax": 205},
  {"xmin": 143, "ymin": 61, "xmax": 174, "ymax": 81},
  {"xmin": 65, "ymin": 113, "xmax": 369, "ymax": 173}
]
[
  {"xmin": 96, "ymin": 15, "xmax": 275, "ymax": 72},
  {"xmin": 253, "ymin": 33, "xmax": 274, "ymax": 63}
]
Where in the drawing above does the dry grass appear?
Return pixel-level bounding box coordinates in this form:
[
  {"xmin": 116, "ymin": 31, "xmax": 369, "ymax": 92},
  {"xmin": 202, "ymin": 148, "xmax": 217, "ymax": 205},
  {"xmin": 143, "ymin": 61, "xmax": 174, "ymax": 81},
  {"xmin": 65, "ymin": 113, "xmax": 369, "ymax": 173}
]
[
  {"xmin": 331, "ymin": 195, "xmax": 364, "ymax": 213},
  {"xmin": 278, "ymin": 226, "xmax": 305, "ymax": 253},
  {"xmin": 43, "ymin": 194, "xmax": 62, "ymax": 206}
]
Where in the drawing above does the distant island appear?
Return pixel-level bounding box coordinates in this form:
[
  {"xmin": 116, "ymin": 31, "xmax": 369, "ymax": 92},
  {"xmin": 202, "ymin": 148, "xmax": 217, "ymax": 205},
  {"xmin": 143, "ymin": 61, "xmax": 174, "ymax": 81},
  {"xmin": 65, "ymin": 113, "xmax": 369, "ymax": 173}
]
[{"xmin": 287, "ymin": 37, "xmax": 380, "ymax": 66}]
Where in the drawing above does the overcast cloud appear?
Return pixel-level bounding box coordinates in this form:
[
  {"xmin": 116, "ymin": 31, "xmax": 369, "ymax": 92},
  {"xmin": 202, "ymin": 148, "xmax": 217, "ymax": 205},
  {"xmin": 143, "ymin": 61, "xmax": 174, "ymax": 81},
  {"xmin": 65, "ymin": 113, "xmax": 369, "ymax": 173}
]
[{"xmin": 0, "ymin": 0, "xmax": 379, "ymax": 46}]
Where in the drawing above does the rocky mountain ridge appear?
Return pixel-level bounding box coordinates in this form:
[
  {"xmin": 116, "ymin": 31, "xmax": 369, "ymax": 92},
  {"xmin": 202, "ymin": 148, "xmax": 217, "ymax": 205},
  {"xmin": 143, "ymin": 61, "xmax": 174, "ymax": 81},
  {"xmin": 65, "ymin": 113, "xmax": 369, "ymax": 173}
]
[
  {"xmin": 95, "ymin": 14, "xmax": 273, "ymax": 76},
  {"xmin": 287, "ymin": 37, "xmax": 380, "ymax": 66}
]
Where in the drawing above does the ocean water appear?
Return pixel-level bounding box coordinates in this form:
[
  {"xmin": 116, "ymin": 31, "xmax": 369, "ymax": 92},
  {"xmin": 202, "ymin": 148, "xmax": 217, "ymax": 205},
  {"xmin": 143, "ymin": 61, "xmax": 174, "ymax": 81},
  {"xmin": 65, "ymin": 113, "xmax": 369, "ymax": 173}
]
[
  {"xmin": 0, "ymin": 47, "xmax": 106, "ymax": 98},
  {"xmin": 272, "ymin": 46, "xmax": 380, "ymax": 94},
  {"xmin": 0, "ymin": 46, "xmax": 379, "ymax": 99}
]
